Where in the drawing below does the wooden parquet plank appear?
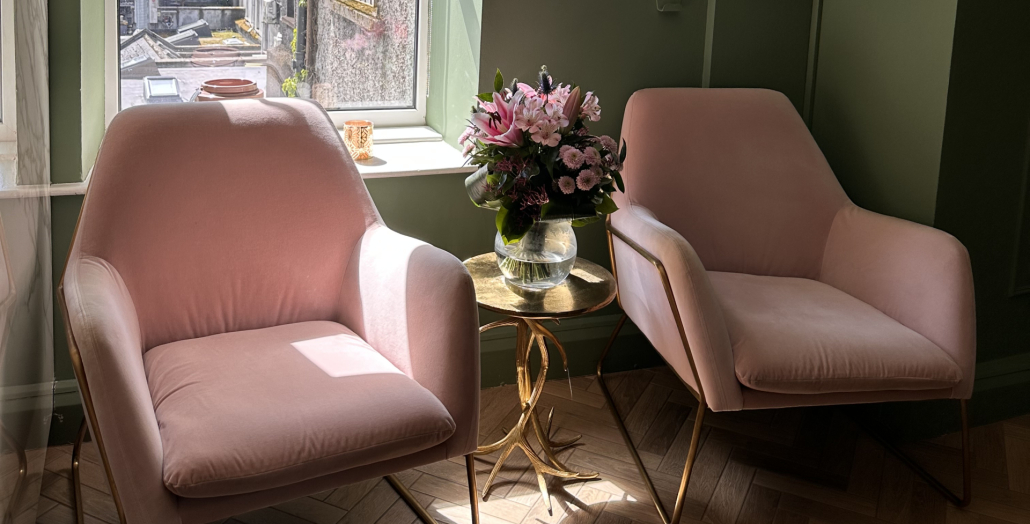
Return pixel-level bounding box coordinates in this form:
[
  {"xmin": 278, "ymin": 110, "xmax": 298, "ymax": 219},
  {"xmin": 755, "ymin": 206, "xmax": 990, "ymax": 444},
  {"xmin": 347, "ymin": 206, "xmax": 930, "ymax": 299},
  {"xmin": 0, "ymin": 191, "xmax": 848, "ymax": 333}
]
[
  {"xmin": 754, "ymin": 470, "xmax": 877, "ymax": 517},
  {"xmin": 735, "ymin": 484, "xmax": 782, "ymax": 524},
  {"xmin": 639, "ymin": 402, "xmax": 694, "ymax": 456},
  {"xmin": 1003, "ymin": 425, "xmax": 1030, "ymax": 495},
  {"xmin": 702, "ymin": 459, "xmax": 757, "ymax": 524},
  {"xmin": 624, "ymin": 383, "xmax": 674, "ymax": 439}
]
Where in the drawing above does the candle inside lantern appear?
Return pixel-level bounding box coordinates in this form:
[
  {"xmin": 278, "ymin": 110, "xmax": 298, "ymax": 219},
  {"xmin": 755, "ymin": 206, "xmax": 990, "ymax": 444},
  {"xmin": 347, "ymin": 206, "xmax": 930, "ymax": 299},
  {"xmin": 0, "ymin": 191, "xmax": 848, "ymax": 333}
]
[{"xmin": 343, "ymin": 120, "xmax": 374, "ymax": 161}]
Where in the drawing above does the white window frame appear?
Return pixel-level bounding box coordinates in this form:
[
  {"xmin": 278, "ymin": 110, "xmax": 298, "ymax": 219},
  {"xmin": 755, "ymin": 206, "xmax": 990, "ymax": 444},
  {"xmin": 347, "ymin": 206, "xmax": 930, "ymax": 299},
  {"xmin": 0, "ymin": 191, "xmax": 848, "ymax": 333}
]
[
  {"xmin": 105, "ymin": 0, "xmax": 430, "ymax": 129},
  {"xmin": 0, "ymin": 0, "xmax": 18, "ymax": 144}
]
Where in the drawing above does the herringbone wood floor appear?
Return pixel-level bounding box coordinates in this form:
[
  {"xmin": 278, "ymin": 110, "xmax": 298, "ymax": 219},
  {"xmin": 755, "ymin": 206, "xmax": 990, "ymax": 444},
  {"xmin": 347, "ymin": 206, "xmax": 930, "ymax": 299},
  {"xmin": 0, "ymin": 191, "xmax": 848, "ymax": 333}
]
[{"xmin": 32, "ymin": 367, "xmax": 1030, "ymax": 524}]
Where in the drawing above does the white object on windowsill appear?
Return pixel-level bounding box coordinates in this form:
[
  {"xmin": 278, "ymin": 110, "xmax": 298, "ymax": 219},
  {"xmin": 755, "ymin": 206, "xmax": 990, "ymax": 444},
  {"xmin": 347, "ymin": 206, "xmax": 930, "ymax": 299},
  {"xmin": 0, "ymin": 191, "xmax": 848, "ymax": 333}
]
[{"xmin": 0, "ymin": 127, "xmax": 473, "ymax": 198}]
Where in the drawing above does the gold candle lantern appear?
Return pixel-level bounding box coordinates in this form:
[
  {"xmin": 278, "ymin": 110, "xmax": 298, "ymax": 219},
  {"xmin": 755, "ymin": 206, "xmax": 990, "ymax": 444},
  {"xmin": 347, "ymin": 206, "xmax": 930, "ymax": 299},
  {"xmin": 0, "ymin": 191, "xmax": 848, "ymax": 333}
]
[{"xmin": 343, "ymin": 120, "xmax": 374, "ymax": 161}]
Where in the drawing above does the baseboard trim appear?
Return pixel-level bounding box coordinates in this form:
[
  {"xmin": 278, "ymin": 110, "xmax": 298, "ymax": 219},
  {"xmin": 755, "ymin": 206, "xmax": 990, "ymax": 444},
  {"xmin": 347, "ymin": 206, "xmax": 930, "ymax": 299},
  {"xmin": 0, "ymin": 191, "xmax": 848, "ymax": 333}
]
[{"xmin": 1, "ymin": 379, "xmax": 78, "ymax": 407}]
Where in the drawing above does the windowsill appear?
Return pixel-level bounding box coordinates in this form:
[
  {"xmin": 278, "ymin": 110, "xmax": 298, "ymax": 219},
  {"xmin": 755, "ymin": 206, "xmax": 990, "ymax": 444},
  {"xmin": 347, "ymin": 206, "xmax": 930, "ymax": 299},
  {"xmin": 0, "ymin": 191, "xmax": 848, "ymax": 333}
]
[
  {"xmin": 0, "ymin": 127, "xmax": 473, "ymax": 198},
  {"xmin": 351, "ymin": 131, "xmax": 475, "ymax": 179}
]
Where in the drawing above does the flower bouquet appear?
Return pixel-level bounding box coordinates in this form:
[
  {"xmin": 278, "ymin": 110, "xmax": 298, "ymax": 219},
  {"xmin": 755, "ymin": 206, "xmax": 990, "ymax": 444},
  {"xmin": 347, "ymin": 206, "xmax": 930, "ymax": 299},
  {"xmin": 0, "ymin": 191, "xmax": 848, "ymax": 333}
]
[{"xmin": 462, "ymin": 66, "xmax": 626, "ymax": 289}]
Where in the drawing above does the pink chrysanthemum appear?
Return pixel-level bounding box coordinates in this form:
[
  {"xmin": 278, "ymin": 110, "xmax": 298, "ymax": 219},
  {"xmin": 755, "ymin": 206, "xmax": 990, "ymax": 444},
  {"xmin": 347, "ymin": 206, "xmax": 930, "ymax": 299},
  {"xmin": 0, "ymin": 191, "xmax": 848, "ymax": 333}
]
[
  {"xmin": 577, "ymin": 168, "xmax": 601, "ymax": 191},
  {"xmin": 459, "ymin": 126, "xmax": 475, "ymax": 145},
  {"xmin": 582, "ymin": 147, "xmax": 601, "ymax": 166},
  {"xmin": 597, "ymin": 135, "xmax": 618, "ymax": 154},
  {"xmin": 462, "ymin": 141, "xmax": 475, "ymax": 157},
  {"xmin": 558, "ymin": 176, "xmax": 576, "ymax": 194},
  {"xmin": 560, "ymin": 145, "xmax": 585, "ymax": 169}
]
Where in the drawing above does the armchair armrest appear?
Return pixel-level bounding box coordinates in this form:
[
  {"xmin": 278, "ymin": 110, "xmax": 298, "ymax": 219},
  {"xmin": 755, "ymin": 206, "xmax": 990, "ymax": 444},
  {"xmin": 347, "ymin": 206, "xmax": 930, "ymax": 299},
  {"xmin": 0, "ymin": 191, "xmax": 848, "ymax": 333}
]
[
  {"xmin": 820, "ymin": 205, "xmax": 976, "ymax": 398},
  {"xmin": 59, "ymin": 256, "xmax": 179, "ymax": 524},
  {"xmin": 339, "ymin": 224, "xmax": 481, "ymax": 457},
  {"xmin": 611, "ymin": 203, "xmax": 743, "ymax": 411}
]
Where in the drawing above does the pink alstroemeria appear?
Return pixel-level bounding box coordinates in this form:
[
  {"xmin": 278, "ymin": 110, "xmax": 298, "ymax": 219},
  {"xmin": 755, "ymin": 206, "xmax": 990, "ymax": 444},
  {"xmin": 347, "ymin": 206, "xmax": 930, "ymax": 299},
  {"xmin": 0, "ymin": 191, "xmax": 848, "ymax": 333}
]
[
  {"xmin": 545, "ymin": 103, "xmax": 569, "ymax": 129},
  {"xmin": 550, "ymin": 84, "xmax": 572, "ymax": 105},
  {"xmin": 531, "ymin": 120, "xmax": 561, "ymax": 147},
  {"xmin": 581, "ymin": 92, "xmax": 602, "ymax": 122},
  {"xmin": 514, "ymin": 97, "xmax": 545, "ymax": 132},
  {"xmin": 471, "ymin": 92, "xmax": 523, "ymax": 147}
]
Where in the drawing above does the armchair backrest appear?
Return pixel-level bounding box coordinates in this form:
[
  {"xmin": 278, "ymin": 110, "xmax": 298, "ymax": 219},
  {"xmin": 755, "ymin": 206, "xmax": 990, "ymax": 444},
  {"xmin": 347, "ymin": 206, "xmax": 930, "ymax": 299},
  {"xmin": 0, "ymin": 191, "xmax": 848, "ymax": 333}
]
[
  {"xmin": 619, "ymin": 88, "xmax": 849, "ymax": 278},
  {"xmin": 70, "ymin": 99, "xmax": 380, "ymax": 350}
]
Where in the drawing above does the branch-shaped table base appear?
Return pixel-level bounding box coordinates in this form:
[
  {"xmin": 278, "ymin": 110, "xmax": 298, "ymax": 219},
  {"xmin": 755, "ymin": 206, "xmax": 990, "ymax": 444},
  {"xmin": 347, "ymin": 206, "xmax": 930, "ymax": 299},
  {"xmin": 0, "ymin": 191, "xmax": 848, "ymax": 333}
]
[{"xmin": 475, "ymin": 318, "xmax": 598, "ymax": 515}]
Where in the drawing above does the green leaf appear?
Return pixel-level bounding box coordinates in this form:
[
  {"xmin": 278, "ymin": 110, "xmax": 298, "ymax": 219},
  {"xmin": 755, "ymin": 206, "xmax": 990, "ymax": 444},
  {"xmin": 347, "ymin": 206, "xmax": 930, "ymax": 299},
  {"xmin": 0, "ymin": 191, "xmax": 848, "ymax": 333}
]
[
  {"xmin": 596, "ymin": 193, "xmax": 619, "ymax": 214},
  {"xmin": 542, "ymin": 148, "xmax": 559, "ymax": 176},
  {"xmin": 500, "ymin": 212, "xmax": 533, "ymax": 244},
  {"xmin": 619, "ymin": 140, "xmax": 628, "ymax": 163},
  {"xmin": 572, "ymin": 215, "xmax": 602, "ymax": 227},
  {"xmin": 611, "ymin": 170, "xmax": 625, "ymax": 192},
  {"xmin": 495, "ymin": 205, "xmax": 511, "ymax": 237},
  {"xmin": 540, "ymin": 201, "xmax": 554, "ymax": 218},
  {"xmin": 499, "ymin": 174, "xmax": 516, "ymax": 193},
  {"xmin": 494, "ymin": 69, "xmax": 504, "ymax": 93},
  {"xmin": 477, "ymin": 92, "xmax": 494, "ymax": 102},
  {"xmin": 523, "ymin": 162, "xmax": 540, "ymax": 178}
]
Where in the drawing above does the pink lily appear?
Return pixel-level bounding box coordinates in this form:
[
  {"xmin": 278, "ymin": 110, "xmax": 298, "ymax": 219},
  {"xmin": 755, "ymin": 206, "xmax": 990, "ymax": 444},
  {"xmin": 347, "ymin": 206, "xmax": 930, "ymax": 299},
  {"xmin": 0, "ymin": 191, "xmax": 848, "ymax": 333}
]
[{"xmin": 471, "ymin": 92, "xmax": 524, "ymax": 147}]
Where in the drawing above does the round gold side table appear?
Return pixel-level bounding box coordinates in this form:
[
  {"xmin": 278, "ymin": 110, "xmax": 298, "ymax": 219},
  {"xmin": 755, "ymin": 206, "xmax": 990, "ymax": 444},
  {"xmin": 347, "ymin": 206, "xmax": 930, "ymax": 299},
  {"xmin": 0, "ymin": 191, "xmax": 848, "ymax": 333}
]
[{"xmin": 463, "ymin": 253, "xmax": 617, "ymax": 514}]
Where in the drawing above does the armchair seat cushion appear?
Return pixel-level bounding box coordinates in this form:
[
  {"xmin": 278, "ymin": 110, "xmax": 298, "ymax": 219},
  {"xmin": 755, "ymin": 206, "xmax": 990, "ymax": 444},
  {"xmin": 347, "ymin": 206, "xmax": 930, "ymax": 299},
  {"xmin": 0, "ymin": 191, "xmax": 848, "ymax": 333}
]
[
  {"xmin": 143, "ymin": 321, "xmax": 456, "ymax": 498},
  {"xmin": 710, "ymin": 272, "xmax": 962, "ymax": 395}
]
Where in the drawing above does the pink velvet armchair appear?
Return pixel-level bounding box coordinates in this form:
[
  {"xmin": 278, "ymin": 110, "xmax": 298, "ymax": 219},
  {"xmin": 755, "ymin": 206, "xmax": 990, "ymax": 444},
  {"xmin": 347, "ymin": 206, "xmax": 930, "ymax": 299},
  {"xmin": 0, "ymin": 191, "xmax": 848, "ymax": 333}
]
[
  {"xmin": 58, "ymin": 99, "xmax": 481, "ymax": 524},
  {"xmin": 597, "ymin": 88, "xmax": 975, "ymax": 523}
]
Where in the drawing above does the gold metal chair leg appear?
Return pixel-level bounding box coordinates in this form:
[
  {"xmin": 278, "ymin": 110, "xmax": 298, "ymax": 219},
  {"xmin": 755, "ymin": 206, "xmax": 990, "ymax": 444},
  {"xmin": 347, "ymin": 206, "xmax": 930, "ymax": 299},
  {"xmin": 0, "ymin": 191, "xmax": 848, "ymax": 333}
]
[
  {"xmin": 386, "ymin": 474, "xmax": 438, "ymax": 524},
  {"xmin": 854, "ymin": 398, "xmax": 972, "ymax": 508},
  {"xmin": 72, "ymin": 418, "xmax": 88, "ymax": 524},
  {"xmin": 0, "ymin": 421, "xmax": 28, "ymax": 524},
  {"xmin": 386, "ymin": 455, "xmax": 480, "ymax": 524},
  {"xmin": 465, "ymin": 454, "xmax": 480, "ymax": 524},
  {"xmin": 596, "ymin": 314, "xmax": 705, "ymax": 524}
]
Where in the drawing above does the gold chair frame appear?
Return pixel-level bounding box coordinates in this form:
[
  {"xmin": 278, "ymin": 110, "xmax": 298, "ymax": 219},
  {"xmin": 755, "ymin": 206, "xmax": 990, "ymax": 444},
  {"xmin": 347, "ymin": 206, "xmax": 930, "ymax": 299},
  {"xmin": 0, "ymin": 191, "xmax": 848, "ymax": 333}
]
[{"xmin": 596, "ymin": 216, "xmax": 971, "ymax": 524}]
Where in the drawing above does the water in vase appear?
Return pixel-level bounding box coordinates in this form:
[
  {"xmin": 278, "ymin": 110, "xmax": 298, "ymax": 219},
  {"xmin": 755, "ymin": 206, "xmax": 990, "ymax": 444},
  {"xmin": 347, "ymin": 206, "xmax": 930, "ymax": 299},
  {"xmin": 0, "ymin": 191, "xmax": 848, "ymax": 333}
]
[{"xmin": 494, "ymin": 219, "xmax": 578, "ymax": 290}]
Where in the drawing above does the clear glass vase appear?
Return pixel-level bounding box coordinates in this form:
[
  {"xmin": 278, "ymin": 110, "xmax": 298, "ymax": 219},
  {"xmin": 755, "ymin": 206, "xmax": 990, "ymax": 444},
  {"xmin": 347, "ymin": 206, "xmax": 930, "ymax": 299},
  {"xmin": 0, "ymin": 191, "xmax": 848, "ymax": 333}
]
[{"xmin": 495, "ymin": 219, "xmax": 578, "ymax": 290}]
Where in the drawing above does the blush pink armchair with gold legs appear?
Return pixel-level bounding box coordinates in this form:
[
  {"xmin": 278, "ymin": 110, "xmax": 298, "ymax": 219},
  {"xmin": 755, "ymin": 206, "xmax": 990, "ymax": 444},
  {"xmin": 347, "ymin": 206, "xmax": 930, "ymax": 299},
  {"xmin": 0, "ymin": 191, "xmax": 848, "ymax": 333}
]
[
  {"xmin": 58, "ymin": 99, "xmax": 481, "ymax": 524},
  {"xmin": 596, "ymin": 88, "xmax": 975, "ymax": 523}
]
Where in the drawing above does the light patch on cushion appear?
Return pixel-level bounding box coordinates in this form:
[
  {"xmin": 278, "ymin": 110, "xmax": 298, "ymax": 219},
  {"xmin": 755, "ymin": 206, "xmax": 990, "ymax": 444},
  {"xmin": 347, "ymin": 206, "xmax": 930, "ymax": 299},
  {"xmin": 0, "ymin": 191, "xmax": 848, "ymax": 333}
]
[{"xmin": 293, "ymin": 334, "xmax": 403, "ymax": 378}]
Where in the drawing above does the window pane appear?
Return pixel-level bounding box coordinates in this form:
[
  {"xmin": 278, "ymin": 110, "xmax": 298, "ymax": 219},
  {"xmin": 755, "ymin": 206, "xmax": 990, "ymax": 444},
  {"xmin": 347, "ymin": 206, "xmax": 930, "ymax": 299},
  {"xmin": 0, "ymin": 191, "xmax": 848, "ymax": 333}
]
[{"xmin": 117, "ymin": 0, "xmax": 418, "ymax": 112}]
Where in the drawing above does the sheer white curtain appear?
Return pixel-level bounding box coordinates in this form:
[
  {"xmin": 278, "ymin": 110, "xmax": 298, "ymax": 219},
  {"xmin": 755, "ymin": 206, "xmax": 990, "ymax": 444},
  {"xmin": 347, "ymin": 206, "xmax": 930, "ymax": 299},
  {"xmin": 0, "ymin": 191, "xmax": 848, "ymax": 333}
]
[{"xmin": 0, "ymin": 0, "xmax": 54, "ymax": 520}]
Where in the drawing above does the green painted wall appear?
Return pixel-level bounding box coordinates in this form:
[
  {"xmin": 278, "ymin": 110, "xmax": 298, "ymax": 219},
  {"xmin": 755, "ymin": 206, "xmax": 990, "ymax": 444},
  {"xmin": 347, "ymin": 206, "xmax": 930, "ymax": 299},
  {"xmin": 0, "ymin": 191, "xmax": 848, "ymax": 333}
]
[
  {"xmin": 709, "ymin": 0, "xmax": 814, "ymax": 114},
  {"xmin": 811, "ymin": 0, "xmax": 958, "ymax": 226},
  {"xmin": 478, "ymin": 0, "xmax": 710, "ymax": 140},
  {"xmin": 81, "ymin": 2, "xmax": 106, "ymax": 179},
  {"xmin": 49, "ymin": 1, "xmax": 83, "ymax": 184},
  {"xmin": 426, "ymin": 0, "xmax": 481, "ymax": 145},
  {"xmin": 932, "ymin": 0, "xmax": 1030, "ymax": 421}
]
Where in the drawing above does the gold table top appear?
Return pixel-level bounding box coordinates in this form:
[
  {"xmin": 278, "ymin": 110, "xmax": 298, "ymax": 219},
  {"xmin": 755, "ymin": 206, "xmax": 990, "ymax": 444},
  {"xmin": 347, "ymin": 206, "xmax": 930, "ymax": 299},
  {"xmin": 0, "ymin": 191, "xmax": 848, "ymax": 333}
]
[{"xmin": 462, "ymin": 253, "xmax": 617, "ymax": 319}]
